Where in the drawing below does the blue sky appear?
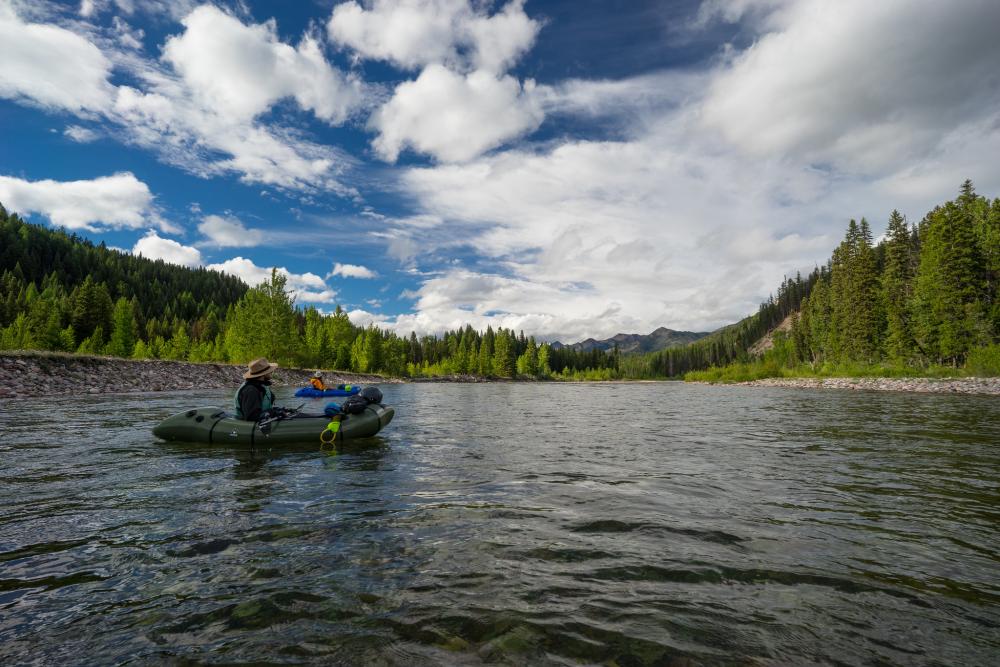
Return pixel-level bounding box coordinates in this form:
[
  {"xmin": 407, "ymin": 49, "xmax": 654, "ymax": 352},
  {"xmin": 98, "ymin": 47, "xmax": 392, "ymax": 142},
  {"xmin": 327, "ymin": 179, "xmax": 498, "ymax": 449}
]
[{"xmin": 2, "ymin": 0, "xmax": 999, "ymax": 341}]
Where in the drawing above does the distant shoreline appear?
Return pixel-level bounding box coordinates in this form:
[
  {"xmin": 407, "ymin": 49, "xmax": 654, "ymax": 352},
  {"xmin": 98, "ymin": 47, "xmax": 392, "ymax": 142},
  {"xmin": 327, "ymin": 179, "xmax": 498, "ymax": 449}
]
[
  {"xmin": 0, "ymin": 351, "xmax": 396, "ymax": 400},
  {"xmin": 695, "ymin": 376, "xmax": 1000, "ymax": 396},
  {"xmin": 3, "ymin": 351, "xmax": 996, "ymax": 399}
]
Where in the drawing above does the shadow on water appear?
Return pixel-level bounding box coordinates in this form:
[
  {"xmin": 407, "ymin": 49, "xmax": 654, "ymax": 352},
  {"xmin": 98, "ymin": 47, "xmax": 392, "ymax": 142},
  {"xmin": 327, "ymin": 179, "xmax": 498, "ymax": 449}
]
[
  {"xmin": 157, "ymin": 435, "xmax": 392, "ymax": 461},
  {"xmin": 2, "ymin": 384, "xmax": 999, "ymax": 665}
]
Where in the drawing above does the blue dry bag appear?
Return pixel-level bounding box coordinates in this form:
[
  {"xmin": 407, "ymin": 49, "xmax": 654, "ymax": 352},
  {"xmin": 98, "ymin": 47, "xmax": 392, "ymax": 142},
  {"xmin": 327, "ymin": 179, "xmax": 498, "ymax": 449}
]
[{"xmin": 324, "ymin": 402, "xmax": 341, "ymax": 416}]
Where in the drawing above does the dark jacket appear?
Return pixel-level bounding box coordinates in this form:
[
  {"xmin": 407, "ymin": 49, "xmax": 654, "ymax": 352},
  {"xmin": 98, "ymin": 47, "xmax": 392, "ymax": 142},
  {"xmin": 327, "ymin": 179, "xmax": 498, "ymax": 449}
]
[{"xmin": 235, "ymin": 378, "xmax": 275, "ymax": 421}]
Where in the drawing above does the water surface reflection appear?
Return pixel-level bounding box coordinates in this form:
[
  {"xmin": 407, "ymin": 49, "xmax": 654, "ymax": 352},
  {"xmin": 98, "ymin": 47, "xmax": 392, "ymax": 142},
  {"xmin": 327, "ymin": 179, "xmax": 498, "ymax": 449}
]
[{"xmin": 1, "ymin": 383, "xmax": 998, "ymax": 665}]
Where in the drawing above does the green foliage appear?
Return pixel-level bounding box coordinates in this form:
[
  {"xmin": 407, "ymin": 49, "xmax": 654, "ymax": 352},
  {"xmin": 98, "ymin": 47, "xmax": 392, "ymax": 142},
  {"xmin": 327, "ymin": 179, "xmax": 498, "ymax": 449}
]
[
  {"xmin": 881, "ymin": 209, "xmax": 915, "ymax": 361},
  {"xmin": 912, "ymin": 199, "xmax": 988, "ymax": 364},
  {"xmin": 76, "ymin": 325, "xmax": 105, "ymax": 355},
  {"xmin": 0, "ymin": 312, "xmax": 34, "ymax": 350},
  {"xmin": 71, "ymin": 276, "xmax": 113, "ymax": 343},
  {"xmin": 965, "ymin": 343, "xmax": 1000, "ymax": 376},
  {"xmin": 492, "ymin": 329, "xmax": 515, "ymax": 377},
  {"xmin": 225, "ymin": 269, "xmax": 298, "ymax": 364},
  {"xmin": 2, "ymin": 183, "xmax": 997, "ymax": 380},
  {"xmin": 131, "ymin": 339, "xmax": 151, "ymax": 359},
  {"xmin": 106, "ymin": 297, "xmax": 137, "ymax": 358},
  {"xmin": 687, "ymin": 181, "xmax": 999, "ymax": 380}
]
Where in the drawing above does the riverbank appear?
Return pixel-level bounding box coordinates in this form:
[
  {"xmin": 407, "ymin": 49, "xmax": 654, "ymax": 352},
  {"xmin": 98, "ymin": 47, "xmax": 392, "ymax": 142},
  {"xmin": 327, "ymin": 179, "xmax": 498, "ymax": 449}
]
[
  {"xmin": 721, "ymin": 376, "xmax": 1000, "ymax": 396},
  {"xmin": 0, "ymin": 351, "xmax": 396, "ymax": 400}
]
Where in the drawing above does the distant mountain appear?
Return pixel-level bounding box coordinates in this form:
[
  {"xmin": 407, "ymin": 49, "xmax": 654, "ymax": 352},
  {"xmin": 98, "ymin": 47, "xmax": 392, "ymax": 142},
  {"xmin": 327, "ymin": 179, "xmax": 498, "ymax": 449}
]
[{"xmin": 550, "ymin": 326, "xmax": 710, "ymax": 355}]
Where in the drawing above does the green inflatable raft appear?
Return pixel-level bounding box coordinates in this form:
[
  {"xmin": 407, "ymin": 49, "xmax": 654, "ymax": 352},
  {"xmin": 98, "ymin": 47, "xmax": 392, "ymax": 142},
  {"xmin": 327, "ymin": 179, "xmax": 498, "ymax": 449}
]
[{"xmin": 152, "ymin": 404, "xmax": 394, "ymax": 446}]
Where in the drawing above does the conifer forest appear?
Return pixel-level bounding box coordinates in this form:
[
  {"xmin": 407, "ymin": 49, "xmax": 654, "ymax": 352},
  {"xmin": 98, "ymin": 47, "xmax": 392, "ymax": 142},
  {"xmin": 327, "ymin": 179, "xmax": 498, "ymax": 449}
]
[{"xmin": 2, "ymin": 181, "xmax": 998, "ymax": 380}]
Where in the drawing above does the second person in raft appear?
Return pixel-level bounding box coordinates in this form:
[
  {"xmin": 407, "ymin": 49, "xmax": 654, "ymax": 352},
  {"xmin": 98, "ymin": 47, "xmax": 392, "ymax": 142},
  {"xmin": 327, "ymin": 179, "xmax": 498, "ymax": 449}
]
[
  {"xmin": 235, "ymin": 357, "xmax": 278, "ymax": 421},
  {"xmin": 309, "ymin": 371, "xmax": 326, "ymax": 391}
]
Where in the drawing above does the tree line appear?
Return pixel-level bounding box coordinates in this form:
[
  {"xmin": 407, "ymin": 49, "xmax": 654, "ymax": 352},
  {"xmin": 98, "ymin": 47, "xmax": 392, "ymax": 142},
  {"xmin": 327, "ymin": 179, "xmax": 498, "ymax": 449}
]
[
  {"xmin": 687, "ymin": 181, "xmax": 1000, "ymax": 380},
  {"xmin": 3, "ymin": 181, "xmax": 998, "ymax": 379},
  {"xmin": 0, "ymin": 205, "xmax": 612, "ymax": 377}
]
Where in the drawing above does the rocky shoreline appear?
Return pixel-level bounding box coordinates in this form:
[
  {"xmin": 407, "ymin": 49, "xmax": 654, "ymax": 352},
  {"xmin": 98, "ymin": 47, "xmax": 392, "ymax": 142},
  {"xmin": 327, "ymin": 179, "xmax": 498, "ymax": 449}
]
[
  {"xmin": 3, "ymin": 352, "xmax": 997, "ymax": 399},
  {"xmin": 409, "ymin": 373, "xmax": 515, "ymax": 383},
  {"xmin": 727, "ymin": 376, "xmax": 1000, "ymax": 396},
  {"xmin": 0, "ymin": 351, "xmax": 397, "ymax": 400}
]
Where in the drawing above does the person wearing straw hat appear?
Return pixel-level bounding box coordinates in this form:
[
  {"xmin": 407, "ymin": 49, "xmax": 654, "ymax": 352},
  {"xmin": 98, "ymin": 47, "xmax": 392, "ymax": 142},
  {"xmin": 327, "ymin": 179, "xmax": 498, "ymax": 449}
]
[
  {"xmin": 309, "ymin": 371, "xmax": 326, "ymax": 391},
  {"xmin": 234, "ymin": 357, "xmax": 278, "ymax": 421}
]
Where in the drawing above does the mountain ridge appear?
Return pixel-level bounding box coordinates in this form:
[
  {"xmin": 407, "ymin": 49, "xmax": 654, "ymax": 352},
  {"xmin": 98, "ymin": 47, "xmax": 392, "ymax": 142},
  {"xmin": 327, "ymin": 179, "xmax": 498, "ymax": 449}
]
[{"xmin": 551, "ymin": 326, "xmax": 710, "ymax": 355}]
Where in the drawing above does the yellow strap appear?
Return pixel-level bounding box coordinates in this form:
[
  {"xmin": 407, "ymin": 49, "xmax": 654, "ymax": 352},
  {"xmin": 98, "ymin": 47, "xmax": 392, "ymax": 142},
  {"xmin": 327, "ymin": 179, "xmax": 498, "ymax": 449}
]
[{"xmin": 319, "ymin": 416, "xmax": 342, "ymax": 453}]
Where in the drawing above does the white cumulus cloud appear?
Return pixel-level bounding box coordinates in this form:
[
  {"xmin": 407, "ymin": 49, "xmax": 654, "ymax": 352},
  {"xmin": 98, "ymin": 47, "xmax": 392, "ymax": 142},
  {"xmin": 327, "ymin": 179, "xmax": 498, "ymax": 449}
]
[
  {"xmin": 0, "ymin": 172, "xmax": 165, "ymax": 232},
  {"xmin": 63, "ymin": 125, "xmax": 100, "ymax": 143},
  {"xmin": 328, "ymin": 262, "xmax": 377, "ymax": 279},
  {"xmin": 207, "ymin": 257, "xmax": 338, "ymax": 303},
  {"xmin": 0, "ymin": 3, "xmax": 115, "ymax": 112},
  {"xmin": 1, "ymin": 3, "xmax": 363, "ymax": 194},
  {"xmin": 353, "ymin": 0, "xmax": 1000, "ymax": 338},
  {"xmin": 371, "ymin": 65, "xmax": 543, "ymax": 162},
  {"xmin": 163, "ymin": 5, "xmax": 361, "ymax": 124},
  {"xmin": 132, "ymin": 230, "xmax": 203, "ymax": 267},
  {"xmin": 197, "ymin": 214, "xmax": 265, "ymax": 247},
  {"xmin": 109, "ymin": 5, "xmax": 363, "ymax": 191},
  {"xmin": 701, "ymin": 0, "xmax": 1000, "ymax": 171},
  {"xmin": 328, "ymin": 0, "xmax": 539, "ymax": 73}
]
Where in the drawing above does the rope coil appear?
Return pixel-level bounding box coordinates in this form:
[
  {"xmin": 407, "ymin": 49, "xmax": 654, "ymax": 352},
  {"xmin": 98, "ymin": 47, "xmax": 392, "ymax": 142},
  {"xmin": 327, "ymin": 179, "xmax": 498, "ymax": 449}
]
[{"xmin": 319, "ymin": 416, "xmax": 342, "ymax": 453}]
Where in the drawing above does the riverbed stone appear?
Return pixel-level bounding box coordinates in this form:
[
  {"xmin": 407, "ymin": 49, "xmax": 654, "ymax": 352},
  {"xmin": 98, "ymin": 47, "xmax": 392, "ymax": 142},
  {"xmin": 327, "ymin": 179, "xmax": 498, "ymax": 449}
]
[
  {"xmin": 726, "ymin": 376, "xmax": 1000, "ymax": 396},
  {"xmin": 0, "ymin": 351, "xmax": 397, "ymax": 399}
]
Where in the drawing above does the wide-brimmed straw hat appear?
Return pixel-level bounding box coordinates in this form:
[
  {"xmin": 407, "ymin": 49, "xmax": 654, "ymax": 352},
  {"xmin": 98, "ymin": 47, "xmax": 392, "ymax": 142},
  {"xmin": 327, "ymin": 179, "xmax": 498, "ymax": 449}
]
[{"xmin": 244, "ymin": 357, "xmax": 278, "ymax": 379}]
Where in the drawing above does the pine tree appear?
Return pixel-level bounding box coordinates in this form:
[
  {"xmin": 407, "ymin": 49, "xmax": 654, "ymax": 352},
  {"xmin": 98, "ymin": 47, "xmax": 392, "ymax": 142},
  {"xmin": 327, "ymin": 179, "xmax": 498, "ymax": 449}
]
[
  {"xmin": 789, "ymin": 309, "xmax": 809, "ymax": 363},
  {"xmin": 0, "ymin": 312, "xmax": 34, "ymax": 349},
  {"xmin": 526, "ymin": 336, "xmax": 539, "ymax": 376},
  {"xmin": 805, "ymin": 274, "xmax": 831, "ymax": 362},
  {"xmin": 912, "ymin": 200, "xmax": 987, "ymax": 365},
  {"xmin": 71, "ymin": 276, "xmax": 113, "ymax": 342},
  {"xmin": 967, "ymin": 190, "xmax": 1000, "ymax": 333},
  {"xmin": 851, "ymin": 218, "xmax": 881, "ymax": 361},
  {"xmin": 828, "ymin": 227, "xmax": 853, "ymax": 360},
  {"xmin": 167, "ymin": 322, "xmax": 190, "ymax": 360},
  {"xmin": 226, "ymin": 269, "xmax": 297, "ymax": 362},
  {"xmin": 107, "ymin": 297, "xmax": 137, "ymax": 358},
  {"xmin": 478, "ymin": 326, "xmax": 494, "ymax": 375},
  {"xmin": 362, "ymin": 326, "xmax": 383, "ymax": 372},
  {"xmin": 881, "ymin": 210, "xmax": 915, "ymax": 361},
  {"xmin": 493, "ymin": 329, "xmax": 514, "ymax": 377},
  {"xmin": 303, "ymin": 307, "xmax": 326, "ymax": 367},
  {"xmin": 351, "ymin": 330, "xmax": 367, "ymax": 371},
  {"xmin": 537, "ymin": 343, "xmax": 552, "ymax": 376}
]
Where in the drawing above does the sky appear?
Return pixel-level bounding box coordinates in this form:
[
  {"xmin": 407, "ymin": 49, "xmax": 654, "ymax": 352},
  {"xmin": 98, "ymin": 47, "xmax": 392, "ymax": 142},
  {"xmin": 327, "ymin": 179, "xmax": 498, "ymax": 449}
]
[{"xmin": 1, "ymin": 0, "xmax": 999, "ymax": 342}]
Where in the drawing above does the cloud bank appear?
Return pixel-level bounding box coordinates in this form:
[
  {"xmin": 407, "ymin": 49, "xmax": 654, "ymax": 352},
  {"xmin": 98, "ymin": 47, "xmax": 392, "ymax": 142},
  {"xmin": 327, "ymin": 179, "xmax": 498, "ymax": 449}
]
[
  {"xmin": 0, "ymin": 172, "xmax": 165, "ymax": 232},
  {"xmin": 3, "ymin": 0, "xmax": 1000, "ymax": 341}
]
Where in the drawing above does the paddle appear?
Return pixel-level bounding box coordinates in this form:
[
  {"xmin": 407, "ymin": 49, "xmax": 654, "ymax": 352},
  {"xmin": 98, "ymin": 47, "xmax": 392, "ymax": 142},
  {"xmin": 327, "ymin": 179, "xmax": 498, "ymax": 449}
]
[{"xmin": 257, "ymin": 402, "xmax": 306, "ymax": 430}]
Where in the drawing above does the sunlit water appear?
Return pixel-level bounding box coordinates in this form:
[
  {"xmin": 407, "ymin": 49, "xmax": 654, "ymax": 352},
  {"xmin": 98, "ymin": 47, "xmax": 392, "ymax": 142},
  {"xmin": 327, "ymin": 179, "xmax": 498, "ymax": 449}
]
[{"xmin": 1, "ymin": 383, "xmax": 998, "ymax": 665}]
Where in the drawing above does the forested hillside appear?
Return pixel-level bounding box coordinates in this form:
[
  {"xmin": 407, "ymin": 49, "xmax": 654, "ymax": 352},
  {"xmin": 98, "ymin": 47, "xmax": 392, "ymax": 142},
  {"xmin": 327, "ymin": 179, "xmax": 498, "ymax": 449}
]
[
  {"xmin": 0, "ymin": 205, "xmax": 247, "ymax": 356},
  {"xmin": 0, "ymin": 206, "xmax": 609, "ymax": 378},
  {"xmin": 686, "ymin": 181, "xmax": 1000, "ymax": 380},
  {"xmin": 552, "ymin": 327, "xmax": 709, "ymax": 354},
  {"xmin": 3, "ymin": 180, "xmax": 997, "ymax": 380}
]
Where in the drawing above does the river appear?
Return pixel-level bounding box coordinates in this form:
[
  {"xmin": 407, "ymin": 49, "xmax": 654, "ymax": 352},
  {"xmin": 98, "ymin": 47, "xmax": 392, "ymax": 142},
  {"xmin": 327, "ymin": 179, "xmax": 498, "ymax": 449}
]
[{"xmin": 1, "ymin": 383, "xmax": 998, "ymax": 665}]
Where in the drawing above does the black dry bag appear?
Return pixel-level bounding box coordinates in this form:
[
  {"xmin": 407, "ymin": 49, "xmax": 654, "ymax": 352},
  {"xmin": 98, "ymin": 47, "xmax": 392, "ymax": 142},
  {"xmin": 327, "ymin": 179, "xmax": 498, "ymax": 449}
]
[
  {"xmin": 360, "ymin": 386, "xmax": 383, "ymax": 404},
  {"xmin": 341, "ymin": 394, "xmax": 368, "ymax": 414}
]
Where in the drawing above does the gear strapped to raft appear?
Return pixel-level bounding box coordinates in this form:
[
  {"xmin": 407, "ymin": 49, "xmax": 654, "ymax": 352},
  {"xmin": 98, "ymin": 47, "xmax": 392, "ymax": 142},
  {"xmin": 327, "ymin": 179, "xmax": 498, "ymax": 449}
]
[{"xmin": 257, "ymin": 403, "xmax": 306, "ymax": 433}]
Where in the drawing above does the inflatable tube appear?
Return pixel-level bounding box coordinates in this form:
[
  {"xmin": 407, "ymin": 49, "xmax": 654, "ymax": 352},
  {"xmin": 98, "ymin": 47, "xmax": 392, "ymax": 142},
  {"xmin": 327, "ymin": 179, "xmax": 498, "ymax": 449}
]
[
  {"xmin": 294, "ymin": 385, "xmax": 362, "ymax": 398},
  {"xmin": 153, "ymin": 404, "xmax": 394, "ymax": 445}
]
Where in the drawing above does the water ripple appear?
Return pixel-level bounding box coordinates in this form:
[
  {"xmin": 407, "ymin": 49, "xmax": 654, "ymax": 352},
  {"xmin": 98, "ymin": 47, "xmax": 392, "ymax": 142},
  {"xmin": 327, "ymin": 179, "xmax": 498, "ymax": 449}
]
[{"xmin": 1, "ymin": 384, "xmax": 998, "ymax": 665}]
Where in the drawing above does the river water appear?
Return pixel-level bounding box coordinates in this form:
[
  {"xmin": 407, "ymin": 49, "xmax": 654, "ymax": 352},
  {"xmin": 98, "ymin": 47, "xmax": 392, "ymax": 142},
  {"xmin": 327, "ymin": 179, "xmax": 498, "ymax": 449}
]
[{"xmin": 1, "ymin": 383, "xmax": 998, "ymax": 665}]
